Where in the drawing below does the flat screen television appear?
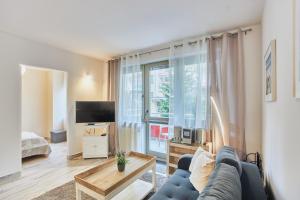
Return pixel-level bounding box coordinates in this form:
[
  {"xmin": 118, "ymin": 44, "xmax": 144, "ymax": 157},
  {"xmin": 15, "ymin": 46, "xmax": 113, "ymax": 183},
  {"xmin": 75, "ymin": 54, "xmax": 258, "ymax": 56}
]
[{"xmin": 76, "ymin": 101, "xmax": 115, "ymax": 124}]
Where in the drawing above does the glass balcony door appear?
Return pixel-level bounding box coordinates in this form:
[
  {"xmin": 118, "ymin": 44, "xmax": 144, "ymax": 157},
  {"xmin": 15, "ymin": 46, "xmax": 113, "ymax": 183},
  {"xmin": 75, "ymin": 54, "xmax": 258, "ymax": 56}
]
[{"xmin": 144, "ymin": 61, "xmax": 171, "ymax": 159}]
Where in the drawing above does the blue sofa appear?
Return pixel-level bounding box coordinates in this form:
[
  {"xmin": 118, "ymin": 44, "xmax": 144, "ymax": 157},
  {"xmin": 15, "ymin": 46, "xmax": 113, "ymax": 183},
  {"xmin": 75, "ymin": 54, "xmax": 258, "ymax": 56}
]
[{"xmin": 150, "ymin": 146, "xmax": 267, "ymax": 200}]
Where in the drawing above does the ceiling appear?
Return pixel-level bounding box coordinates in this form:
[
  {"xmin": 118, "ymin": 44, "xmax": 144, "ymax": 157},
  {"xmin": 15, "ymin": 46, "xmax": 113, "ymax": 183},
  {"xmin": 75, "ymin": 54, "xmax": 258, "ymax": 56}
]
[{"xmin": 0, "ymin": 0, "xmax": 265, "ymax": 60}]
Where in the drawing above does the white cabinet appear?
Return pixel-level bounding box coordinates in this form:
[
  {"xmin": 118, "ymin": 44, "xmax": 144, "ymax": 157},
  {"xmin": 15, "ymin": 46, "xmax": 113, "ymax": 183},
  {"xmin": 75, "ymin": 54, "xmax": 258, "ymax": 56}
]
[{"xmin": 82, "ymin": 124, "xmax": 109, "ymax": 159}]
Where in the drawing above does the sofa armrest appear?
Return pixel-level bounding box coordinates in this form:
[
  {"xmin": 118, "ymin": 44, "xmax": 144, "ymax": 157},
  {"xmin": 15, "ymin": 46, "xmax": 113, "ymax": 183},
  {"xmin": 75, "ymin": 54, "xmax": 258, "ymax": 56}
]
[
  {"xmin": 240, "ymin": 162, "xmax": 267, "ymax": 200},
  {"xmin": 177, "ymin": 154, "xmax": 193, "ymax": 170}
]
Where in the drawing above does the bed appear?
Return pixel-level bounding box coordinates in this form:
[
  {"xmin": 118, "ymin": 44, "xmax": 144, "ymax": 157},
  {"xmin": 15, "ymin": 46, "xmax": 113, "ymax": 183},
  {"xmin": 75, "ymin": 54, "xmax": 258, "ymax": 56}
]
[{"xmin": 22, "ymin": 131, "xmax": 52, "ymax": 158}]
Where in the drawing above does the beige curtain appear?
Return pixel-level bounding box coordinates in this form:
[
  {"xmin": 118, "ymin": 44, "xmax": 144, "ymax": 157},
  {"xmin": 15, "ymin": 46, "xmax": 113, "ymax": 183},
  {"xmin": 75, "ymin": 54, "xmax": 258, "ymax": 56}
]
[
  {"xmin": 108, "ymin": 59, "xmax": 120, "ymax": 155},
  {"xmin": 209, "ymin": 30, "xmax": 246, "ymax": 159}
]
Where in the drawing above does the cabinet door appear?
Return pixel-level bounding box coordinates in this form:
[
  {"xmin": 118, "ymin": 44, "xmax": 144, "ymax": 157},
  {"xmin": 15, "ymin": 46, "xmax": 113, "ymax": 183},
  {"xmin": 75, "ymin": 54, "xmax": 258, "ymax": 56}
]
[{"xmin": 82, "ymin": 137, "xmax": 92, "ymax": 158}]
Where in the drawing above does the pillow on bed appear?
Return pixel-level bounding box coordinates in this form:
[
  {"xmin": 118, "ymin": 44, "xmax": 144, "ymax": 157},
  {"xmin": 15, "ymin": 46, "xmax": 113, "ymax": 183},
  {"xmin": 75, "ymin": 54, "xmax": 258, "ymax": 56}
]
[{"xmin": 22, "ymin": 131, "xmax": 40, "ymax": 140}]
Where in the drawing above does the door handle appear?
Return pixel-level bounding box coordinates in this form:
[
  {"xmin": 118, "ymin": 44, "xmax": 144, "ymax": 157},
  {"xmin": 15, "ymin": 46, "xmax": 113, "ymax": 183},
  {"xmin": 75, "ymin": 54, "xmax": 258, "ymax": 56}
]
[{"xmin": 144, "ymin": 109, "xmax": 149, "ymax": 122}]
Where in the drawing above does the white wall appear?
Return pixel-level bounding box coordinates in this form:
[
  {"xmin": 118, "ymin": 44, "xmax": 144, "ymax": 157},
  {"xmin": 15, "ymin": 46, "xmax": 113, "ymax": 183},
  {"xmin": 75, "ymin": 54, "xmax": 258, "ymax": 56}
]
[
  {"xmin": 51, "ymin": 70, "xmax": 67, "ymax": 131},
  {"xmin": 0, "ymin": 31, "xmax": 107, "ymax": 178},
  {"xmin": 244, "ymin": 24, "xmax": 263, "ymax": 154},
  {"xmin": 21, "ymin": 68, "xmax": 52, "ymax": 137},
  {"xmin": 22, "ymin": 68, "xmax": 68, "ymax": 138},
  {"xmin": 262, "ymin": 0, "xmax": 300, "ymax": 199},
  {"xmin": 136, "ymin": 24, "xmax": 263, "ymax": 154}
]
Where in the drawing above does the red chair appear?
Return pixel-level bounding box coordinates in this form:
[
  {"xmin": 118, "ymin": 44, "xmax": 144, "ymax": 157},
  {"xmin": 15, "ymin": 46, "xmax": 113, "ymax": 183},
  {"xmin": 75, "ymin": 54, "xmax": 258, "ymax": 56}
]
[
  {"xmin": 160, "ymin": 126, "xmax": 169, "ymax": 140},
  {"xmin": 150, "ymin": 125, "xmax": 160, "ymax": 140}
]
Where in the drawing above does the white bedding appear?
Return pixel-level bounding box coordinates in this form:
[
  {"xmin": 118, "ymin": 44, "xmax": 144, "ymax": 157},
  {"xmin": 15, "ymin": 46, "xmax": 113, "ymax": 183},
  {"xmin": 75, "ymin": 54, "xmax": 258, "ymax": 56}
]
[{"xmin": 22, "ymin": 131, "xmax": 51, "ymax": 158}]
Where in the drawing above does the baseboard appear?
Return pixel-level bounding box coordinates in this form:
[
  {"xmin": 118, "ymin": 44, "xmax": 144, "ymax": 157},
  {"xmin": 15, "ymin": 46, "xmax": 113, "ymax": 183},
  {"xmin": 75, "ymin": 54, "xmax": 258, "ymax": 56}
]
[
  {"xmin": 67, "ymin": 152, "xmax": 82, "ymax": 160},
  {"xmin": 0, "ymin": 171, "xmax": 21, "ymax": 185}
]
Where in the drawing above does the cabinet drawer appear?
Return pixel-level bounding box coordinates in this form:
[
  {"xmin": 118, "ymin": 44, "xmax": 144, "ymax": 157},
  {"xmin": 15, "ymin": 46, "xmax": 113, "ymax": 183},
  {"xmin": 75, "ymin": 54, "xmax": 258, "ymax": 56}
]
[
  {"xmin": 84, "ymin": 143, "xmax": 107, "ymax": 152},
  {"xmin": 83, "ymin": 141, "xmax": 107, "ymax": 150},
  {"xmin": 82, "ymin": 135, "xmax": 108, "ymax": 158},
  {"xmin": 83, "ymin": 136, "xmax": 107, "ymax": 145},
  {"xmin": 94, "ymin": 144, "xmax": 108, "ymax": 154}
]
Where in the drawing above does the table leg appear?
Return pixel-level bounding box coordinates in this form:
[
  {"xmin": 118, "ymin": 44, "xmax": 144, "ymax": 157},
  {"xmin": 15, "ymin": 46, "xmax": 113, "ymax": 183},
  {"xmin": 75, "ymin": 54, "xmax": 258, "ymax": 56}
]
[
  {"xmin": 76, "ymin": 183, "xmax": 82, "ymax": 200},
  {"xmin": 152, "ymin": 164, "xmax": 157, "ymax": 192}
]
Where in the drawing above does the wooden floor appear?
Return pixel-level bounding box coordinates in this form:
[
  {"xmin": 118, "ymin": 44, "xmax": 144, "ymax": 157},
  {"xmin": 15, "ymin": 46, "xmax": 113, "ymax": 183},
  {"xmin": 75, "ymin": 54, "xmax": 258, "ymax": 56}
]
[{"xmin": 0, "ymin": 142, "xmax": 105, "ymax": 200}]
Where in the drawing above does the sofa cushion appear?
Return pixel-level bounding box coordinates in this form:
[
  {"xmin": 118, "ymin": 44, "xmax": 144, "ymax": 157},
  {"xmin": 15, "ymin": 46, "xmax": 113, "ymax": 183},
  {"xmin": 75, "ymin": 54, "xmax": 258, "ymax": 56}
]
[
  {"xmin": 198, "ymin": 163, "xmax": 242, "ymax": 200},
  {"xmin": 149, "ymin": 169, "xmax": 199, "ymax": 200},
  {"xmin": 216, "ymin": 146, "xmax": 242, "ymax": 175}
]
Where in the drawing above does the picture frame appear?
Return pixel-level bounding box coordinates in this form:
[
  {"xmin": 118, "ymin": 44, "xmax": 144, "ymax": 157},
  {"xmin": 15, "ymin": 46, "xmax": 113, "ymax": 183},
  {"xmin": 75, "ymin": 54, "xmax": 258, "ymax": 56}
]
[
  {"xmin": 294, "ymin": 0, "xmax": 300, "ymax": 99},
  {"xmin": 264, "ymin": 39, "xmax": 276, "ymax": 102}
]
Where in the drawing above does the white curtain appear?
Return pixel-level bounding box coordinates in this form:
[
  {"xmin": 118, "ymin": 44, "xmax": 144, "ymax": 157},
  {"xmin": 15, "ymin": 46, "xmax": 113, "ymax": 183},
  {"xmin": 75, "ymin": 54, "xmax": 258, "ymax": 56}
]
[
  {"xmin": 168, "ymin": 39, "xmax": 210, "ymax": 132},
  {"xmin": 118, "ymin": 54, "xmax": 146, "ymax": 153}
]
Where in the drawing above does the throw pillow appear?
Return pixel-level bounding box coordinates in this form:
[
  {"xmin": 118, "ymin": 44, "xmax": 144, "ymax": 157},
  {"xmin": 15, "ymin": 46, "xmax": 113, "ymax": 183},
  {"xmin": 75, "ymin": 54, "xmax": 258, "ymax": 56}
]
[
  {"xmin": 189, "ymin": 154, "xmax": 215, "ymax": 192},
  {"xmin": 189, "ymin": 147, "xmax": 213, "ymax": 172}
]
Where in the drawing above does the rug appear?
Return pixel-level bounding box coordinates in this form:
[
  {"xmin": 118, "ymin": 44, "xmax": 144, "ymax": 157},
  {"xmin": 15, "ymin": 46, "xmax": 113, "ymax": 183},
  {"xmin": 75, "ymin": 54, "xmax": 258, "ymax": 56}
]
[{"xmin": 33, "ymin": 172, "xmax": 167, "ymax": 200}]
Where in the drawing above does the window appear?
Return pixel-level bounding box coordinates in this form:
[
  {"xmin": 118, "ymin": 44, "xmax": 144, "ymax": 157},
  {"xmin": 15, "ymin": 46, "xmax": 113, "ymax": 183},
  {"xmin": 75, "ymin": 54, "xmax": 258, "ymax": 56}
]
[
  {"xmin": 149, "ymin": 66, "xmax": 171, "ymax": 118},
  {"xmin": 169, "ymin": 53, "xmax": 209, "ymax": 129},
  {"xmin": 183, "ymin": 58, "xmax": 208, "ymax": 128},
  {"xmin": 120, "ymin": 65, "xmax": 143, "ymax": 122}
]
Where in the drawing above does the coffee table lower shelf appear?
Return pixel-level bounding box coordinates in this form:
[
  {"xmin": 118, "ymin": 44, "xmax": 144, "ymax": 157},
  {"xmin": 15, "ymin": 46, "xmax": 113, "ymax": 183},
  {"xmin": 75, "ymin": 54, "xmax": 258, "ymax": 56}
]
[
  {"xmin": 76, "ymin": 179, "xmax": 153, "ymax": 200},
  {"xmin": 112, "ymin": 179, "xmax": 153, "ymax": 200}
]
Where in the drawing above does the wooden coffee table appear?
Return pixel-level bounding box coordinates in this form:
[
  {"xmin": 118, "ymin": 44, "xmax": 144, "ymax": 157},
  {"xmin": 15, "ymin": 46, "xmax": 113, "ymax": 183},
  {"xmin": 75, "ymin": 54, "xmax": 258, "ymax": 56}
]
[{"xmin": 74, "ymin": 151, "xmax": 156, "ymax": 200}]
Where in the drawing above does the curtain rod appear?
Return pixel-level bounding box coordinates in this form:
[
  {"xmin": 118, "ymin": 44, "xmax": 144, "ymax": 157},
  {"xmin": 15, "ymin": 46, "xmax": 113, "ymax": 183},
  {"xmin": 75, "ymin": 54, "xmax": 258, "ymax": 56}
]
[{"xmin": 109, "ymin": 27, "xmax": 252, "ymax": 61}]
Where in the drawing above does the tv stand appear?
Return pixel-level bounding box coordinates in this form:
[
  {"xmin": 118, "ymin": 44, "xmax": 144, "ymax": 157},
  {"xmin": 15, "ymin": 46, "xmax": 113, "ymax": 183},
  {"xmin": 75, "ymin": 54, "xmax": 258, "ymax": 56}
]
[{"xmin": 82, "ymin": 123, "xmax": 109, "ymax": 159}]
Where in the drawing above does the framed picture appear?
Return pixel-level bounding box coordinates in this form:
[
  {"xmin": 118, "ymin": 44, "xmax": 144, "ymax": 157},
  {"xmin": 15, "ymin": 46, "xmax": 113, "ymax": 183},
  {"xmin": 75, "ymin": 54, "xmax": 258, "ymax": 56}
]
[
  {"xmin": 264, "ymin": 40, "xmax": 276, "ymax": 102},
  {"xmin": 294, "ymin": 0, "xmax": 300, "ymax": 99}
]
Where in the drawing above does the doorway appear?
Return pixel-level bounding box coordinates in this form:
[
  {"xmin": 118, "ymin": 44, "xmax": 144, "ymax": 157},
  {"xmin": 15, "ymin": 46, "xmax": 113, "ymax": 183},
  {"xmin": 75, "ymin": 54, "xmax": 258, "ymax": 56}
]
[
  {"xmin": 21, "ymin": 65, "xmax": 68, "ymax": 162},
  {"xmin": 144, "ymin": 61, "xmax": 171, "ymax": 159}
]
